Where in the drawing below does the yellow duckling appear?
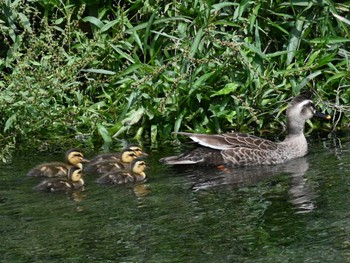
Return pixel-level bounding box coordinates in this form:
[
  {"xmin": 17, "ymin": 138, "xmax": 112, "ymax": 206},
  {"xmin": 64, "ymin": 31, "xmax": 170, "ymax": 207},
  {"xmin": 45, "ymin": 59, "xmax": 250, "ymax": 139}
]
[
  {"xmin": 88, "ymin": 144, "xmax": 147, "ymax": 163},
  {"xmin": 96, "ymin": 158, "xmax": 148, "ymax": 185},
  {"xmin": 84, "ymin": 146, "xmax": 146, "ymax": 175},
  {"xmin": 27, "ymin": 149, "xmax": 89, "ymax": 178},
  {"xmin": 33, "ymin": 166, "xmax": 85, "ymax": 192}
]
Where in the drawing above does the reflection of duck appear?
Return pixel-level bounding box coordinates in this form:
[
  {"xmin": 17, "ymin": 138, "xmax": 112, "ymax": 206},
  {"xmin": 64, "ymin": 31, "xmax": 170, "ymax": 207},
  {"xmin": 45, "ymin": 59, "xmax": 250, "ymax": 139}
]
[
  {"xmin": 96, "ymin": 158, "xmax": 147, "ymax": 185},
  {"xmin": 84, "ymin": 148, "xmax": 139, "ymax": 175},
  {"xmin": 27, "ymin": 149, "xmax": 89, "ymax": 178},
  {"xmin": 160, "ymin": 95, "xmax": 331, "ymax": 166},
  {"xmin": 33, "ymin": 166, "xmax": 84, "ymax": 192}
]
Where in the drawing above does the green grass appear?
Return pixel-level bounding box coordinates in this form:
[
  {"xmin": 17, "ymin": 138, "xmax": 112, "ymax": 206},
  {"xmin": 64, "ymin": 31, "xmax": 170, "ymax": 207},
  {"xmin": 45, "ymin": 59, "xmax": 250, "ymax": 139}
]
[{"xmin": 0, "ymin": 0, "xmax": 349, "ymax": 161}]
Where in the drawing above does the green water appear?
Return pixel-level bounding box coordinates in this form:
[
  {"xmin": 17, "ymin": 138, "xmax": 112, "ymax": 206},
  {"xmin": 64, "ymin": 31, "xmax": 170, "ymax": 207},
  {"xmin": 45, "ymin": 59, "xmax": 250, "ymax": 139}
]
[{"xmin": 1, "ymin": 137, "xmax": 350, "ymax": 263}]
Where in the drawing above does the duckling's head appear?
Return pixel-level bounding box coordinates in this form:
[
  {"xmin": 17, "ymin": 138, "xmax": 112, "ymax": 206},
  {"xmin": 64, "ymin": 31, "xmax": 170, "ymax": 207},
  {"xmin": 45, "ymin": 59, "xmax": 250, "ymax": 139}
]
[
  {"xmin": 120, "ymin": 148, "xmax": 137, "ymax": 164},
  {"xmin": 286, "ymin": 95, "xmax": 330, "ymax": 135},
  {"xmin": 65, "ymin": 149, "xmax": 90, "ymax": 166},
  {"xmin": 68, "ymin": 166, "xmax": 83, "ymax": 182},
  {"xmin": 127, "ymin": 144, "xmax": 148, "ymax": 157},
  {"xmin": 130, "ymin": 158, "xmax": 148, "ymax": 177}
]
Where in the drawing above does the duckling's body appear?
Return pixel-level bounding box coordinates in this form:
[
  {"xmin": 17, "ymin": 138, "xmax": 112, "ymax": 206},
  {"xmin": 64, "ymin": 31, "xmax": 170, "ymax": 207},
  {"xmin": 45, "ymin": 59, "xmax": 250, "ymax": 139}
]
[
  {"xmin": 27, "ymin": 149, "xmax": 89, "ymax": 178},
  {"xmin": 160, "ymin": 95, "xmax": 331, "ymax": 166},
  {"xmin": 96, "ymin": 158, "xmax": 147, "ymax": 185},
  {"xmin": 33, "ymin": 166, "xmax": 84, "ymax": 192},
  {"xmin": 84, "ymin": 145, "xmax": 147, "ymax": 175}
]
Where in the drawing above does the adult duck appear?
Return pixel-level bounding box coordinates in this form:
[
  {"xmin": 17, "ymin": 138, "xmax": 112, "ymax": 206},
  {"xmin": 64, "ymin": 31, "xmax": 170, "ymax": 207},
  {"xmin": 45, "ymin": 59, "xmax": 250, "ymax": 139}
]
[{"xmin": 160, "ymin": 95, "xmax": 331, "ymax": 166}]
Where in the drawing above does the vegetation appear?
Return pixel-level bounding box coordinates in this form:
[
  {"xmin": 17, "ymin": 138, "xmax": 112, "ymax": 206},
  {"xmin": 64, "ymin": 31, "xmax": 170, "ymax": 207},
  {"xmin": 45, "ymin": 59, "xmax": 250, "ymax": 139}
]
[{"xmin": 0, "ymin": 0, "xmax": 350, "ymax": 161}]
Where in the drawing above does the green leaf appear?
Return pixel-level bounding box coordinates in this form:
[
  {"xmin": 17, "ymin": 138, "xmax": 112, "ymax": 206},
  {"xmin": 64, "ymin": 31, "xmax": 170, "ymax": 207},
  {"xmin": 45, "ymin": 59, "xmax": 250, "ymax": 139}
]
[
  {"xmin": 97, "ymin": 123, "xmax": 112, "ymax": 143},
  {"xmin": 80, "ymin": 68, "xmax": 116, "ymax": 75},
  {"xmin": 189, "ymin": 27, "xmax": 204, "ymax": 58},
  {"xmin": 4, "ymin": 113, "xmax": 16, "ymax": 132},
  {"xmin": 295, "ymin": 71, "xmax": 322, "ymax": 93},
  {"xmin": 174, "ymin": 109, "xmax": 187, "ymax": 133},
  {"xmin": 286, "ymin": 17, "xmax": 304, "ymax": 65},
  {"xmin": 82, "ymin": 16, "xmax": 104, "ymax": 29},
  {"xmin": 211, "ymin": 83, "xmax": 239, "ymax": 97},
  {"xmin": 100, "ymin": 20, "xmax": 120, "ymax": 33},
  {"xmin": 309, "ymin": 37, "xmax": 350, "ymax": 44}
]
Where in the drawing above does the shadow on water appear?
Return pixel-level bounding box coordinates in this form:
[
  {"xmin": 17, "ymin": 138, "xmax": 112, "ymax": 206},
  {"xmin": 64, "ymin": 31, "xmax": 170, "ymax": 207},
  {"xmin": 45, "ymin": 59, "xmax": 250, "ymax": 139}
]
[
  {"xmin": 1, "ymin": 137, "xmax": 350, "ymax": 262},
  {"xmin": 175, "ymin": 157, "xmax": 315, "ymax": 214}
]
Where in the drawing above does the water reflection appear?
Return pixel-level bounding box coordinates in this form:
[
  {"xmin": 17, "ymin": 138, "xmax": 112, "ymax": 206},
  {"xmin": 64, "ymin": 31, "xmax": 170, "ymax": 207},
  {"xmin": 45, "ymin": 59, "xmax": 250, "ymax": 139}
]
[{"xmin": 171, "ymin": 157, "xmax": 314, "ymax": 214}]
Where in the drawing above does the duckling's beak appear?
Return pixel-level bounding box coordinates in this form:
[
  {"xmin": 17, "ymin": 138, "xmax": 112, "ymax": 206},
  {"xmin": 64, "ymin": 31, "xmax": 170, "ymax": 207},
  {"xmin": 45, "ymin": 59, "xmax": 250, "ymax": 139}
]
[
  {"xmin": 81, "ymin": 158, "xmax": 90, "ymax": 163},
  {"xmin": 314, "ymin": 111, "xmax": 331, "ymax": 120},
  {"xmin": 140, "ymin": 152, "xmax": 149, "ymax": 157}
]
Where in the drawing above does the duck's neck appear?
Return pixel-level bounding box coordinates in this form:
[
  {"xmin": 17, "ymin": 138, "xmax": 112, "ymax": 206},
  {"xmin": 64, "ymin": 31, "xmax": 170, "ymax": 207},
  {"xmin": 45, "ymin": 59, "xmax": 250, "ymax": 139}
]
[{"xmin": 286, "ymin": 117, "xmax": 305, "ymax": 136}]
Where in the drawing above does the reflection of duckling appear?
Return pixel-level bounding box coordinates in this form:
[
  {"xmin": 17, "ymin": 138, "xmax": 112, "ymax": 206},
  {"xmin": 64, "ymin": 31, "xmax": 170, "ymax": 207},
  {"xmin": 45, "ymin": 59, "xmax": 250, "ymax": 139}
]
[
  {"xmin": 96, "ymin": 158, "xmax": 147, "ymax": 185},
  {"xmin": 33, "ymin": 166, "xmax": 84, "ymax": 192},
  {"xmin": 84, "ymin": 148, "xmax": 139, "ymax": 175},
  {"xmin": 27, "ymin": 149, "xmax": 89, "ymax": 178}
]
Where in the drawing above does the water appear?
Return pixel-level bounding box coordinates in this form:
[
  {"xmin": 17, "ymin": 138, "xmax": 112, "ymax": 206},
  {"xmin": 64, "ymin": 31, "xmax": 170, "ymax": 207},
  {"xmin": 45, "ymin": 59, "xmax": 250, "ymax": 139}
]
[{"xmin": 1, "ymin": 137, "xmax": 350, "ymax": 262}]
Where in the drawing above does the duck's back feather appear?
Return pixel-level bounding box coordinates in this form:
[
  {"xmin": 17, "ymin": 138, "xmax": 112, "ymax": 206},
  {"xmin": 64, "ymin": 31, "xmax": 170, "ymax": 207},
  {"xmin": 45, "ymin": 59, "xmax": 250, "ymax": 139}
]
[{"xmin": 174, "ymin": 132, "xmax": 278, "ymax": 151}]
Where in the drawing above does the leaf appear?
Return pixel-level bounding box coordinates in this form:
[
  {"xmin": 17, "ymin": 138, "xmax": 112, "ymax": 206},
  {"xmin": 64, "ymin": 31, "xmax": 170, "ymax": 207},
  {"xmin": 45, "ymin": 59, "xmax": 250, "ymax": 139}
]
[
  {"xmin": 4, "ymin": 113, "xmax": 16, "ymax": 132},
  {"xmin": 189, "ymin": 27, "xmax": 204, "ymax": 58},
  {"xmin": 100, "ymin": 20, "xmax": 120, "ymax": 33},
  {"xmin": 80, "ymin": 68, "xmax": 116, "ymax": 75},
  {"xmin": 295, "ymin": 71, "xmax": 322, "ymax": 93},
  {"xmin": 150, "ymin": 125, "xmax": 158, "ymax": 145},
  {"xmin": 174, "ymin": 109, "xmax": 187, "ymax": 133},
  {"xmin": 211, "ymin": 83, "xmax": 239, "ymax": 97},
  {"xmin": 309, "ymin": 37, "xmax": 350, "ymax": 44},
  {"xmin": 286, "ymin": 17, "xmax": 304, "ymax": 65},
  {"xmin": 82, "ymin": 16, "xmax": 104, "ymax": 29},
  {"xmin": 190, "ymin": 72, "xmax": 215, "ymax": 95},
  {"xmin": 122, "ymin": 107, "xmax": 145, "ymax": 126},
  {"xmin": 332, "ymin": 12, "xmax": 350, "ymax": 26},
  {"xmin": 97, "ymin": 123, "xmax": 112, "ymax": 143},
  {"xmin": 110, "ymin": 44, "xmax": 135, "ymax": 63}
]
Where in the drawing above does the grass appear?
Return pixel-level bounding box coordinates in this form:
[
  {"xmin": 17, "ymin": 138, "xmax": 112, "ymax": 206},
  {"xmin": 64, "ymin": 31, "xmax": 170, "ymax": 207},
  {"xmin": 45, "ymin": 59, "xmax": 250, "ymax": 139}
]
[{"xmin": 0, "ymin": 0, "xmax": 349, "ymax": 161}]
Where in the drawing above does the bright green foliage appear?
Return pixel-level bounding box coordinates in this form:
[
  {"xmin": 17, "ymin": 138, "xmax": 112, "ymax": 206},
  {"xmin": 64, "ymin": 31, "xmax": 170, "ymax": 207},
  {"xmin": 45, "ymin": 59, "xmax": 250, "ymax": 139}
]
[{"xmin": 0, "ymin": 0, "xmax": 349, "ymax": 160}]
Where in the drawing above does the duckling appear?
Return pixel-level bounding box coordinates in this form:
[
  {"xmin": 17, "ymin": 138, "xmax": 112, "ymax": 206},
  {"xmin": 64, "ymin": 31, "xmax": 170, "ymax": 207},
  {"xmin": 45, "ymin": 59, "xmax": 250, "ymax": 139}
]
[
  {"xmin": 96, "ymin": 158, "xmax": 148, "ymax": 185},
  {"xmin": 84, "ymin": 147, "xmax": 142, "ymax": 175},
  {"xmin": 33, "ymin": 166, "xmax": 85, "ymax": 192},
  {"xmin": 88, "ymin": 144, "xmax": 148, "ymax": 163},
  {"xmin": 27, "ymin": 149, "xmax": 89, "ymax": 178}
]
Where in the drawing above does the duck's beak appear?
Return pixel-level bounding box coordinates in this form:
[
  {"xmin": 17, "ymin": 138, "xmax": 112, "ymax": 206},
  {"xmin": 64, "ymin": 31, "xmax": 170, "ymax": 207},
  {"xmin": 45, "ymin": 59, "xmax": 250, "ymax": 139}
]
[
  {"xmin": 140, "ymin": 152, "xmax": 149, "ymax": 157},
  {"xmin": 81, "ymin": 158, "xmax": 90, "ymax": 163},
  {"xmin": 314, "ymin": 111, "xmax": 331, "ymax": 120}
]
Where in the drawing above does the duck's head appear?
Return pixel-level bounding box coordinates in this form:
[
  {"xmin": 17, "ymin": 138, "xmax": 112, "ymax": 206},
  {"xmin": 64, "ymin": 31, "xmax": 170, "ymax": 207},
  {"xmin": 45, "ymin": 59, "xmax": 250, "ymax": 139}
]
[
  {"xmin": 127, "ymin": 144, "xmax": 148, "ymax": 157},
  {"xmin": 120, "ymin": 148, "xmax": 137, "ymax": 163},
  {"xmin": 65, "ymin": 149, "xmax": 90, "ymax": 166},
  {"xmin": 68, "ymin": 166, "xmax": 83, "ymax": 182},
  {"xmin": 130, "ymin": 158, "xmax": 148, "ymax": 177},
  {"xmin": 286, "ymin": 95, "xmax": 331, "ymax": 134}
]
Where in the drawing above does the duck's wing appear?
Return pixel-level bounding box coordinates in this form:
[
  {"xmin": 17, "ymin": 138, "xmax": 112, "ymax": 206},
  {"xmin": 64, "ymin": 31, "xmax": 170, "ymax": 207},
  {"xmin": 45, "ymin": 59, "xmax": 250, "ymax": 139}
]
[
  {"xmin": 33, "ymin": 178, "xmax": 72, "ymax": 192},
  {"xmin": 27, "ymin": 162, "xmax": 69, "ymax": 178},
  {"xmin": 175, "ymin": 132, "xmax": 278, "ymax": 151},
  {"xmin": 96, "ymin": 169, "xmax": 135, "ymax": 185}
]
